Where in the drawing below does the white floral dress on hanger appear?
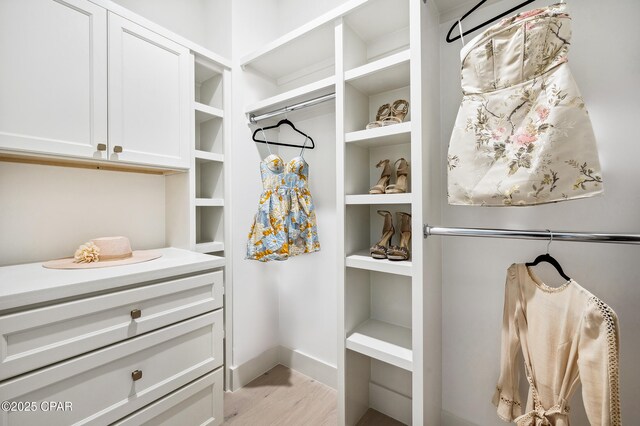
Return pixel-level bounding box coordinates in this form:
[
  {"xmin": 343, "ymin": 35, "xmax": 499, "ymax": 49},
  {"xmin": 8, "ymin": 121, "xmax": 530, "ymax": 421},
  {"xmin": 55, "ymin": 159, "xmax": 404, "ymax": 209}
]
[{"xmin": 447, "ymin": 3, "xmax": 603, "ymax": 206}]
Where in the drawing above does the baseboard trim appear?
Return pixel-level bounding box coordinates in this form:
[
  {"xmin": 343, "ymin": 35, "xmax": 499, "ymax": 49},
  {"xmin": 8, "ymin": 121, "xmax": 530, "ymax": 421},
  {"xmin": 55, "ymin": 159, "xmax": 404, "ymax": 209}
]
[
  {"xmin": 229, "ymin": 345, "xmax": 337, "ymax": 391},
  {"xmin": 441, "ymin": 410, "xmax": 481, "ymax": 426},
  {"xmin": 278, "ymin": 346, "xmax": 337, "ymax": 389},
  {"xmin": 229, "ymin": 346, "xmax": 279, "ymax": 391},
  {"xmin": 369, "ymin": 382, "xmax": 412, "ymax": 425}
]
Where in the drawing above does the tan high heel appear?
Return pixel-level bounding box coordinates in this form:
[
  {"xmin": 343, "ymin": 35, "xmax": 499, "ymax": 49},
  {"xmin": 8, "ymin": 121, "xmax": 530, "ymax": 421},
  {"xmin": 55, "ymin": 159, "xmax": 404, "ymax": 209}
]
[
  {"xmin": 382, "ymin": 99, "xmax": 409, "ymax": 126},
  {"xmin": 366, "ymin": 104, "xmax": 391, "ymax": 130},
  {"xmin": 370, "ymin": 210, "xmax": 395, "ymax": 259},
  {"xmin": 369, "ymin": 159, "xmax": 391, "ymax": 194},
  {"xmin": 385, "ymin": 158, "xmax": 409, "ymax": 194},
  {"xmin": 387, "ymin": 212, "xmax": 411, "ymax": 261}
]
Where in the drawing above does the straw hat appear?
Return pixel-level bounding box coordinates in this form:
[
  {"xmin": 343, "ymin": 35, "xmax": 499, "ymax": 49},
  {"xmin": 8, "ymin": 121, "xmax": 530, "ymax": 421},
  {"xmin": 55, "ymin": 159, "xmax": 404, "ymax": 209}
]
[{"xmin": 43, "ymin": 236, "xmax": 161, "ymax": 269}]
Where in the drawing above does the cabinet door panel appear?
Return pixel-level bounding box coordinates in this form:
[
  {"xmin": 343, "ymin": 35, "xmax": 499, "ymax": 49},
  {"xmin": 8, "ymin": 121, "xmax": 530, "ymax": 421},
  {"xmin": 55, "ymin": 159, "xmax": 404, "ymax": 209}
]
[
  {"xmin": 108, "ymin": 13, "xmax": 190, "ymax": 169},
  {"xmin": 0, "ymin": 0, "xmax": 108, "ymax": 158}
]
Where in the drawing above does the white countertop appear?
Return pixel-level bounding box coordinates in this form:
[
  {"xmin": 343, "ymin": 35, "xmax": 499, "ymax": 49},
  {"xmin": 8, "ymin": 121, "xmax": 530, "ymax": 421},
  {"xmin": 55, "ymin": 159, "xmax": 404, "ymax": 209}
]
[{"xmin": 0, "ymin": 248, "xmax": 224, "ymax": 312}]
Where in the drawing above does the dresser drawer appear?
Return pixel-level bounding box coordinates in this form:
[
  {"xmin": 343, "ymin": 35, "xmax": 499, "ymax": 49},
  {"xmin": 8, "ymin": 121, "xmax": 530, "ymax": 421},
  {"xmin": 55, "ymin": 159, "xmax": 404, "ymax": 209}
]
[
  {"xmin": 0, "ymin": 270, "xmax": 223, "ymax": 380},
  {"xmin": 113, "ymin": 368, "xmax": 223, "ymax": 426},
  {"xmin": 0, "ymin": 310, "xmax": 223, "ymax": 426}
]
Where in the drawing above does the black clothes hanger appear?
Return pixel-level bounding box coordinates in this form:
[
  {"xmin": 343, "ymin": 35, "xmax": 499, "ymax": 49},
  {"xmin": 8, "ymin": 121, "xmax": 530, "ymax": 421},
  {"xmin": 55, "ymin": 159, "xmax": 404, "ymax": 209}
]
[
  {"xmin": 252, "ymin": 119, "xmax": 315, "ymax": 150},
  {"xmin": 445, "ymin": 0, "xmax": 537, "ymax": 44},
  {"xmin": 525, "ymin": 230, "xmax": 571, "ymax": 281}
]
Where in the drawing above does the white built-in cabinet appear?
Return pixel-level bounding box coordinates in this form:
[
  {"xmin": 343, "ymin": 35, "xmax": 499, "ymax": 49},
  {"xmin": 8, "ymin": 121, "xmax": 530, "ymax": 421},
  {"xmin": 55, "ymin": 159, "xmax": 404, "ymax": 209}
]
[
  {"xmin": 0, "ymin": 0, "xmax": 190, "ymax": 170},
  {"xmin": 241, "ymin": 0, "xmax": 441, "ymax": 424},
  {"xmin": 0, "ymin": 0, "xmax": 108, "ymax": 159},
  {"xmin": 108, "ymin": 13, "xmax": 190, "ymax": 169}
]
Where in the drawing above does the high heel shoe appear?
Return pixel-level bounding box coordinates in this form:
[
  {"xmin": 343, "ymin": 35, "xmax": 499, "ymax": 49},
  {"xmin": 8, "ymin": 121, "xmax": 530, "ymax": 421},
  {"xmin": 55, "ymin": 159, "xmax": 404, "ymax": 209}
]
[
  {"xmin": 366, "ymin": 104, "xmax": 391, "ymax": 130},
  {"xmin": 385, "ymin": 158, "xmax": 409, "ymax": 194},
  {"xmin": 382, "ymin": 99, "xmax": 409, "ymax": 126},
  {"xmin": 369, "ymin": 159, "xmax": 391, "ymax": 194},
  {"xmin": 370, "ymin": 210, "xmax": 395, "ymax": 259},
  {"xmin": 387, "ymin": 212, "xmax": 411, "ymax": 261}
]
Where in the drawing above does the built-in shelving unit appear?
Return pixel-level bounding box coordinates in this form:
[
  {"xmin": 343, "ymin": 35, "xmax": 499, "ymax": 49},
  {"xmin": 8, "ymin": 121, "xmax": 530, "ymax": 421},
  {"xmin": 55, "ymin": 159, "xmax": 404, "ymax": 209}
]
[
  {"xmin": 191, "ymin": 55, "xmax": 229, "ymax": 256},
  {"xmin": 240, "ymin": 0, "xmax": 441, "ymax": 423}
]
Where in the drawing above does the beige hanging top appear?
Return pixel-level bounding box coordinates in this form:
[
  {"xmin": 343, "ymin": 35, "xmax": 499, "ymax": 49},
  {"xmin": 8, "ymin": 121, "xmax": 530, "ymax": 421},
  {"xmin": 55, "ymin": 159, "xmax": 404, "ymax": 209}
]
[
  {"xmin": 494, "ymin": 264, "xmax": 620, "ymax": 425},
  {"xmin": 448, "ymin": 3, "xmax": 603, "ymax": 206}
]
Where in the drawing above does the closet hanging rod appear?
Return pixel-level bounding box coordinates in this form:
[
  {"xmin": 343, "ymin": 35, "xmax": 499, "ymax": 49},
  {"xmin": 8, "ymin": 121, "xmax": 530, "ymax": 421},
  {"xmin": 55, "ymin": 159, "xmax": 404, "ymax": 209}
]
[
  {"xmin": 423, "ymin": 225, "xmax": 640, "ymax": 245},
  {"xmin": 249, "ymin": 92, "xmax": 336, "ymax": 123}
]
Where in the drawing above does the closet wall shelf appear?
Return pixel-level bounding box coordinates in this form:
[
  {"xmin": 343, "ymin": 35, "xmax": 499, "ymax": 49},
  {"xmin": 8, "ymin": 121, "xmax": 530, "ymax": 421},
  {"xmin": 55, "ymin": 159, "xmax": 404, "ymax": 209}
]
[
  {"xmin": 346, "ymin": 319, "xmax": 412, "ymax": 371},
  {"xmin": 346, "ymin": 193, "xmax": 412, "ymax": 205},
  {"xmin": 345, "ymin": 55, "xmax": 410, "ymax": 96},
  {"xmin": 345, "ymin": 122, "xmax": 411, "ymax": 147},
  {"xmin": 195, "ymin": 151, "xmax": 224, "ymax": 162},
  {"xmin": 345, "ymin": 49, "xmax": 410, "ymax": 82},
  {"xmin": 245, "ymin": 76, "xmax": 336, "ymax": 119},
  {"xmin": 195, "ymin": 242, "xmax": 224, "ymax": 254},
  {"xmin": 195, "ymin": 102, "xmax": 224, "ymax": 123},
  {"xmin": 346, "ymin": 251, "xmax": 412, "ymax": 276},
  {"xmin": 239, "ymin": 0, "xmax": 368, "ymax": 79},
  {"xmin": 195, "ymin": 198, "xmax": 224, "ymax": 207}
]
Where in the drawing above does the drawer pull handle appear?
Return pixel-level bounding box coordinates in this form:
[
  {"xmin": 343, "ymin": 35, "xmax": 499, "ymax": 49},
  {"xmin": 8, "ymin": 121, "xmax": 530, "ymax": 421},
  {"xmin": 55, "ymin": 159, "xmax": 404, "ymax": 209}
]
[
  {"xmin": 97, "ymin": 143, "xmax": 107, "ymax": 151},
  {"xmin": 113, "ymin": 145, "xmax": 123, "ymax": 153},
  {"xmin": 130, "ymin": 309, "xmax": 142, "ymax": 319},
  {"xmin": 131, "ymin": 370, "xmax": 143, "ymax": 381}
]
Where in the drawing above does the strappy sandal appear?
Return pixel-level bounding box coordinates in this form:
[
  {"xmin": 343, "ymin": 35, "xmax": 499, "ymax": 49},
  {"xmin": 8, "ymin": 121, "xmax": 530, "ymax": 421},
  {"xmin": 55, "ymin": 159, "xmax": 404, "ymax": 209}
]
[
  {"xmin": 385, "ymin": 158, "xmax": 409, "ymax": 194},
  {"xmin": 370, "ymin": 210, "xmax": 395, "ymax": 259},
  {"xmin": 369, "ymin": 159, "xmax": 391, "ymax": 194},
  {"xmin": 366, "ymin": 104, "xmax": 391, "ymax": 130},
  {"xmin": 382, "ymin": 99, "xmax": 409, "ymax": 126},
  {"xmin": 387, "ymin": 212, "xmax": 411, "ymax": 261}
]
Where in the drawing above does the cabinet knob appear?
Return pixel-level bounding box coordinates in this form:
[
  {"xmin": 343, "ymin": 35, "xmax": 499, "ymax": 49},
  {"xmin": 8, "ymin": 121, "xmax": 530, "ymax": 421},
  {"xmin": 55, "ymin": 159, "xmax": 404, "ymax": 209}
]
[
  {"xmin": 131, "ymin": 370, "xmax": 143, "ymax": 381},
  {"xmin": 113, "ymin": 145, "xmax": 123, "ymax": 153},
  {"xmin": 97, "ymin": 143, "xmax": 107, "ymax": 151},
  {"xmin": 130, "ymin": 309, "xmax": 142, "ymax": 319}
]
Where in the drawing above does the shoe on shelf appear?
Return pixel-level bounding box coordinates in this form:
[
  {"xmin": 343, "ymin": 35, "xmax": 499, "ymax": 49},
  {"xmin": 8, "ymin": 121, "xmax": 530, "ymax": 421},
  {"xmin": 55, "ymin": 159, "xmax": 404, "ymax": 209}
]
[
  {"xmin": 385, "ymin": 158, "xmax": 409, "ymax": 194},
  {"xmin": 382, "ymin": 99, "xmax": 409, "ymax": 126},
  {"xmin": 387, "ymin": 212, "xmax": 411, "ymax": 261},
  {"xmin": 370, "ymin": 210, "xmax": 395, "ymax": 259},
  {"xmin": 369, "ymin": 159, "xmax": 391, "ymax": 194},
  {"xmin": 366, "ymin": 104, "xmax": 391, "ymax": 130}
]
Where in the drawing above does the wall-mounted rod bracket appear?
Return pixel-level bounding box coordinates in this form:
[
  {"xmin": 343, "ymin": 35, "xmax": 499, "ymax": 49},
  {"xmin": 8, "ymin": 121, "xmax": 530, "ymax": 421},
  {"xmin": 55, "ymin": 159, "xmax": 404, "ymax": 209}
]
[
  {"xmin": 249, "ymin": 92, "xmax": 336, "ymax": 124},
  {"xmin": 423, "ymin": 225, "xmax": 640, "ymax": 245}
]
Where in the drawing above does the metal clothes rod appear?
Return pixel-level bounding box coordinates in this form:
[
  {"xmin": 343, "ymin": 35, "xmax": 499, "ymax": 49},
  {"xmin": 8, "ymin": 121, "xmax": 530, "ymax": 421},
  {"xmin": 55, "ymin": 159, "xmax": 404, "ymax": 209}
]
[
  {"xmin": 423, "ymin": 225, "xmax": 640, "ymax": 245},
  {"xmin": 249, "ymin": 92, "xmax": 336, "ymax": 123}
]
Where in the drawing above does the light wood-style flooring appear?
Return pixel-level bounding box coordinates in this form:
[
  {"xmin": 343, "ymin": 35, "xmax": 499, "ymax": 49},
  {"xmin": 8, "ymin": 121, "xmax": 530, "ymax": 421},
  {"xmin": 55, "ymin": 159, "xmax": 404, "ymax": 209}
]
[{"xmin": 224, "ymin": 365, "xmax": 404, "ymax": 425}]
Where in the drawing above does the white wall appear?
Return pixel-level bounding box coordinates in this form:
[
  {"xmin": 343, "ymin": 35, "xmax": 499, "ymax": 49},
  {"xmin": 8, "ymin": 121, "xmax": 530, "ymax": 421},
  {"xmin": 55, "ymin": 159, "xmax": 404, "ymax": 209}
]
[
  {"xmin": 0, "ymin": 162, "xmax": 165, "ymax": 266},
  {"xmin": 229, "ymin": 0, "xmax": 340, "ymax": 374},
  {"xmin": 110, "ymin": 0, "xmax": 231, "ymax": 58},
  {"xmin": 439, "ymin": 0, "xmax": 640, "ymax": 424}
]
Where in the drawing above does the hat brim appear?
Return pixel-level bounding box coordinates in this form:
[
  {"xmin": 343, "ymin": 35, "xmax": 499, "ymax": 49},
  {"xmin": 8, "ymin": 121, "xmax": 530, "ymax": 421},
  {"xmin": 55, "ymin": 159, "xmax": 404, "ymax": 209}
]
[{"xmin": 42, "ymin": 250, "xmax": 162, "ymax": 269}]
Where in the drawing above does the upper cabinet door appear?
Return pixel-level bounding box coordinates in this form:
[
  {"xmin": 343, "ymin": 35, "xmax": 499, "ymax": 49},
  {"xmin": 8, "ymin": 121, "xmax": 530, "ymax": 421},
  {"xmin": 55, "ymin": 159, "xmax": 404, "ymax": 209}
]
[
  {"xmin": 108, "ymin": 13, "xmax": 190, "ymax": 169},
  {"xmin": 0, "ymin": 0, "xmax": 108, "ymax": 159}
]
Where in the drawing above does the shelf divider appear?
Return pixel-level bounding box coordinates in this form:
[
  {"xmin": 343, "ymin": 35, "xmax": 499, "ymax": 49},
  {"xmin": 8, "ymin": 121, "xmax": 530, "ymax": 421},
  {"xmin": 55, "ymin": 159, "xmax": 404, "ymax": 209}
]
[
  {"xmin": 345, "ymin": 251, "xmax": 412, "ymax": 276},
  {"xmin": 346, "ymin": 319, "xmax": 412, "ymax": 371},
  {"xmin": 346, "ymin": 193, "xmax": 412, "ymax": 205}
]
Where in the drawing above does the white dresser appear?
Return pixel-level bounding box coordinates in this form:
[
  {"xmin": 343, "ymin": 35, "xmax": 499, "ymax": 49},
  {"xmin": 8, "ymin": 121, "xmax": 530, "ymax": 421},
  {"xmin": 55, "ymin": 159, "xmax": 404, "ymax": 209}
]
[{"xmin": 0, "ymin": 248, "xmax": 224, "ymax": 426}]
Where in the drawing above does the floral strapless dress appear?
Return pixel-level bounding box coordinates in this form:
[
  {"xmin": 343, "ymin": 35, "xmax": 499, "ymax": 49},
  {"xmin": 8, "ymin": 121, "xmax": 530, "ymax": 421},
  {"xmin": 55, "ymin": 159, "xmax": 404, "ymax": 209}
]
[
  {"xmin": 447, "ymin": 3, "xmax": 603, "ymax": 206},
  {"xmin": 246, "ymin": 154, "xmax": 320, "ymax": 262}
]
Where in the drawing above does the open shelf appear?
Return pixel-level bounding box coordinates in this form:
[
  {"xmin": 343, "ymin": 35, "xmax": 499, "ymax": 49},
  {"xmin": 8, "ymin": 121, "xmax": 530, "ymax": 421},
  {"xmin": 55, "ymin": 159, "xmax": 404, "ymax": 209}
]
[
  {"xmin": 195, "ymin": 198, "xmax": 224, "ymax": 207},
  {"xmin": 245, "ymin": 76, "xmax": 335, "ymax": 118},
  {"xmin": 195, "ymin": 150, "xmax": 224, "ymax": 163},
  {"xmin": 345, "ymin": 49, "xmax": 410, "ymax": 96},
  {"xmin": 346, "ymin": 319, "xmax": 412, "ymax": 371},
  {"xmin": 194, "ymin": 57, "xmax": 223, "ymax": 110},
  {"xmin": 195, "ymin": 102, "xmax": 224, "ymax": 123},
  {"xmin": 346, "ymin": 193, "xmax": 412, "ymax": 205},
  {"xmin": 346, "ymin": 251, "xmax": 412, "ymax": 276},
  {"xmin": 195, "ymin": 241, "xmax": 224, "ymax": 254},
  {"xmin": 346, "ymin": 121, "xmax": 411, "ymax": 147}
]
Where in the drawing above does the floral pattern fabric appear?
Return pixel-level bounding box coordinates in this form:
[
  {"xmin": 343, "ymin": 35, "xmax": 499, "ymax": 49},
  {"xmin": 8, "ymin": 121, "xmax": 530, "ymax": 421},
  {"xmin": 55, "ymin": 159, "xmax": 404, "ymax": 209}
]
[
  {"xmin": 448, "ymin": 3, "xmax": 603, "ymax": 206},
  {"xmin": 246, "ymin": 154, "xmax": 320, "ymax": 262}
]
